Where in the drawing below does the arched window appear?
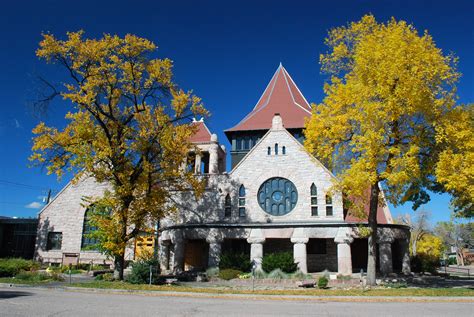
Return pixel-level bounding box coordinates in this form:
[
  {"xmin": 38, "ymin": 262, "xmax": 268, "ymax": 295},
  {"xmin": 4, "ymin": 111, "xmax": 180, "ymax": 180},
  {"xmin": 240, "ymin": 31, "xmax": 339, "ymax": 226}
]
[
  {"xmin": 326, "ymin": 194, "xmax": 333, "ymax": 216},
  {"xmin": 238, "ymin": 185, "xmax": 246, "ymax": 217},
  {"xmin": 275, "ymin": 143, "xmax": 279, "ymax": 155},
  {"xmin": 267, "ymin": 146, "xmax": 271, "ymax": 155},
  {"xmin": 310, "ymin": 183, "xmax": 318, "ymax": 216},
  {"xmin": 81, "ymin": 206, "xmax": 100, "ymax": 249},
  {"xmin": 224, "ymin": 194, "xmax": 231, "ymax": 217},
  {"xmin": 282, "ymin": 146, "xmax": 286, "ymax": 155}
]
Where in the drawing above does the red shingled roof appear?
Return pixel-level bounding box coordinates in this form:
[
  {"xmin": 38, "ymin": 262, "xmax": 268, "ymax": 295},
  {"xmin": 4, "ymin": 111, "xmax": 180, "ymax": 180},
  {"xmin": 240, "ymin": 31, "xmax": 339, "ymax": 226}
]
[
  {"xmin": 189, "ymin": 119, "xmax": 212, "ymax": 143},
  {"xmin": 344, "ymin": 189, "xmax": 390, "ymax": 224},
  {"xmin": 226, "ymin": 64, "xmax": 312, "ymax": 132}
]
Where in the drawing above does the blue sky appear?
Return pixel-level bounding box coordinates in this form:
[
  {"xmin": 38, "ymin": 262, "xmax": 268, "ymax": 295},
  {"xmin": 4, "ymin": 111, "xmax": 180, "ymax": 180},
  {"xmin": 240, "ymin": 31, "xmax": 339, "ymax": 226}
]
[{"xmin": 0, "ymin": 0, "xmax": 472, "ymax": 224}]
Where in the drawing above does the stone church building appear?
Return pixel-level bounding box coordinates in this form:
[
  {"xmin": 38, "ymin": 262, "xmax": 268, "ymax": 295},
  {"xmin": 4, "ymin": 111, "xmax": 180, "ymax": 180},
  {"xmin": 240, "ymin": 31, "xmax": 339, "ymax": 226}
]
[{"xmin": 35, "ymin": 65, "xmax": 411, "ymax": 275}]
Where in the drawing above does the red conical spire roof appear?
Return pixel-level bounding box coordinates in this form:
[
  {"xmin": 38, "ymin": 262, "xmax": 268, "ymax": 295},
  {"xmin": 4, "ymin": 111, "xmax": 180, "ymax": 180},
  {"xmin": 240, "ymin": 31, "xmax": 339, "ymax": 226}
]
[
  {"xmin": 189, "ymin": 118, "xmax": 213, "ymax": 143},
  {"xmin": 226, "ymin": 64, "xmax": 312, "ymax": 132}
]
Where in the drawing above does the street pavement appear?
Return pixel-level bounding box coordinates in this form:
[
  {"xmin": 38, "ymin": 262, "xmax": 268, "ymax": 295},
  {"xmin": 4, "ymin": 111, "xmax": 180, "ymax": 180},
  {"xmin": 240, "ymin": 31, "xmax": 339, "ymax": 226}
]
[{"xmin": 0, "ymin": 286, "xmax": 472, "ymax": 316}]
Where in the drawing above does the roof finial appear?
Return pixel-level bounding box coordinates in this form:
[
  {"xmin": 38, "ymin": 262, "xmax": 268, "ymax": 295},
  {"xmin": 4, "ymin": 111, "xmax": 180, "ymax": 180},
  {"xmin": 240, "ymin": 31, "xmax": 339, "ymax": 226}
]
[{"xmin": 279, "ymin": 62, "xmax": 283, "ymax": 68}]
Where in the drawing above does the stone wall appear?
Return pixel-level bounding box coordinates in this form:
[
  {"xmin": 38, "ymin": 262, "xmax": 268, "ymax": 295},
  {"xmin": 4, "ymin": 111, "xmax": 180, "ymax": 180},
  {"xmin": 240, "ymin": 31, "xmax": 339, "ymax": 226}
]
[
  {"xmin": 35, "ymin": 177, "xmax": 132, "ymax": 265},
  {"xmin": 307, "ymin": 239, "xmax": 337, "ymax": 272}
]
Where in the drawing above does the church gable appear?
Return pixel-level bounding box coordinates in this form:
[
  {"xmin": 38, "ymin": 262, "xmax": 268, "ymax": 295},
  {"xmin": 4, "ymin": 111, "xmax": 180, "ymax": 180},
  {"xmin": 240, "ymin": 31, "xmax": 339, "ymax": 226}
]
[{"xmin": 230, "ymin": 115, "xmax": 344, "ymax": 223}]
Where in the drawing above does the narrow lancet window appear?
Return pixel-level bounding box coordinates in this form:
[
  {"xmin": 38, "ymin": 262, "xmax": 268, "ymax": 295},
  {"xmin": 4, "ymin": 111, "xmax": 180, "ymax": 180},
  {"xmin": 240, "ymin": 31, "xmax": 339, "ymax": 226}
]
[
  {"xmin": 238, "ymin": 185, "xmax": 246, "ymax": 217},
  {"xmin": 326, "ymin": 194, "xmax": 333, "ymax": 216},
  {"xmin": 275, "ymin": 143, "xmax": 278, "ymax": 155},
  {"xmin": 310, "ymin": 183, "xmax": 318, "ymax": 216}
]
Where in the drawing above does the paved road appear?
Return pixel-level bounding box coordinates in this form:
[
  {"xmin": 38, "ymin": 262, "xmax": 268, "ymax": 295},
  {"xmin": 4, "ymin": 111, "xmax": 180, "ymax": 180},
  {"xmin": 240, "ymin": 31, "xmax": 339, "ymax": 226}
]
[{"xmin": 0, "ymin": 287, "xmax": 472, "ymax": 316}]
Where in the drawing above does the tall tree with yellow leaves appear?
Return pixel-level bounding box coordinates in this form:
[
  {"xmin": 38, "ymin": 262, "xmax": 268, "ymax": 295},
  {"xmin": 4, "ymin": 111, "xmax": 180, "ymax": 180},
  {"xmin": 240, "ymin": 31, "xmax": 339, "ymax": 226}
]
[
  {"xmin": 304, "ymin": 15, "xmax": 465, "ymax": 285},
  {"xmin": 30, "ymin": 31, "xmax": 207, "ymax": 279}
]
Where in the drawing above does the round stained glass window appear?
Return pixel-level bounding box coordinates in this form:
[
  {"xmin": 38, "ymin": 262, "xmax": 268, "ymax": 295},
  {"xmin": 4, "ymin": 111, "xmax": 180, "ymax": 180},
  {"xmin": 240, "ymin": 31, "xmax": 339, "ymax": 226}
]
[{"xmin": 257, "ymin": 177, "xmax": 298, "ymax": 216}]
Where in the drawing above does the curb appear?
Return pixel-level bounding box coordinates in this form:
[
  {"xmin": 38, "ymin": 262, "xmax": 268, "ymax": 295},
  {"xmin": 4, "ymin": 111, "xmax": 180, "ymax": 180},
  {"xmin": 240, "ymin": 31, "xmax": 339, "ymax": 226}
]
[{"xmin": 1, "ymin": 284, "xmax": 473, "ymax": 303}]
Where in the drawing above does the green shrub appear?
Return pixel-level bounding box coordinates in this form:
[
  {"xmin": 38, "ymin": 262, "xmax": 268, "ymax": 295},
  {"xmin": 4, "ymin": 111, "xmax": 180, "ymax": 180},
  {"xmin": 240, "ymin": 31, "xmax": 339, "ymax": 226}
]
[
  {"xmin": 14, "ymin": 271, "xmax": 63, "ymax": 282},
  {"xmin": 126, "ymin": 258, "xmax": 160, "ymax": 284},
  {"xmin": 267, "ymin": 269, "xmax": 289, "ymax": 280},
  {"xmin": 238, "ymin": 272, "xmax": 252, "ymax": 279},
  {"xmin": 411, "ymin": 255, "xmax": 439, "ymax": 273},
  {"xmin": 448, "ymin": 257, "xmax": 457, "ymax": 265},
  {"xmin": 219, "ymin": 252, "xmax": 251, "ymax": 272},
  {"xmin": 205, "ymin": 267, "xmax": 219, "ymax": 277},
  {"xmin": 0, "ymin": 258, "xmax": 39, "ymax": 277},
  {"xmin": 318, "ymin": 276, "xmax": 329, "ymax": 289},
  {"xmin": 218, "ymin": 269, "xmax": 242, "ymax": 280},
  {"xmin": 262, "ymin": 252, "xmax": 297, "ymax": 273},
  {"xmin": 95, "ymin": 272, "xmax": 114, "ymax": 281}
]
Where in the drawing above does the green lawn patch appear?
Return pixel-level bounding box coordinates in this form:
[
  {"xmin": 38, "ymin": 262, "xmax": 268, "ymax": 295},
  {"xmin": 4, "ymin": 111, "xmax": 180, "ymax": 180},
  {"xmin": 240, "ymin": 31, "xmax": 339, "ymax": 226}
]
[{"xmin": 66, "ymin": 281, "xmax": 474, "ymax": 297}]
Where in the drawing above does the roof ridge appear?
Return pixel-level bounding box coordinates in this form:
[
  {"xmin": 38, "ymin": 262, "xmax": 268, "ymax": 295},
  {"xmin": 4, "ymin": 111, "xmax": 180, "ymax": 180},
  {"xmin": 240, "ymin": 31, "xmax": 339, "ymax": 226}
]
[
  {"xmin": 281, "ymin": 66, "xmax": 312, "ymax": 115},
  {"xmin": 281, "ymin": 66, "xmax": 312, "ymax": 111}
]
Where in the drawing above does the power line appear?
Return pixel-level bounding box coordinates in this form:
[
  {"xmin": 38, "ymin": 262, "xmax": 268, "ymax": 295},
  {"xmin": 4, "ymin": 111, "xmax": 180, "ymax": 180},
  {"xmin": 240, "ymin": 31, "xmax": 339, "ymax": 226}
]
[{"xmin": 0, "ymin": 179, "xmax": 55, "ymax": 191}]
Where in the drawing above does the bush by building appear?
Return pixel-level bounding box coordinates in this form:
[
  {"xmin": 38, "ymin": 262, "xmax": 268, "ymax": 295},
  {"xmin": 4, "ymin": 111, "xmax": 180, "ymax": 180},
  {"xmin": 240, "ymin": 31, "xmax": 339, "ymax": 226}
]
[
  {"xmin": 218, "ymin": 269, "xmax": 242, "ymax": 280},
  {"xmin": 126, "ymin": 258, "xmax": 160, "ymax": 284},
  {"xmin": 261, "ymin": 252, "xmax": 298, "ymax": 273},
  {"xmin": 317, "ymin": 275, "xmax": 329, "ymax": 289},
  {"xmin": 219, "ymin": 252, "xmax": 251, "ymax": 272},
  {"xmin": 0, "ymin": 258, "xmax": 39, "ymax": 277}
]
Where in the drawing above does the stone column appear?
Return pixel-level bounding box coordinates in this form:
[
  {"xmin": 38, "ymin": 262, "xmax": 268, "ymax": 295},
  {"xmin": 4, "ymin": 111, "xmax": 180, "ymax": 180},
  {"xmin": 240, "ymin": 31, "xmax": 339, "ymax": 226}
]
[
  {"xmin": 170, "ymin": 230, "xmax": 184, "ymax": 274},
  {"xmin": 378, "ymin": 242, "xmax": 393, "ymax": 276},
  {"xmin": 208, "ymin": 134, "xmax": 220, "ymax": 174},
  {"xmin": 247, "ymin": 229, "xmax": 265, "ymax": 271},
  {"xmin": 291, "ymin": 237, "xmax": 309, "ymax": 273},
  {"xmin": 400, "ymin": 239, "xmax": 411, "ymax": 274},
  {"xmin": 335, "ymin": 228, "xmax": 354, "ymax": 276},
  {"xmin": 158, "ymin": 238, "xmax": 171, "ymax": 273},
  {"xmin": 194, "ymin": 153, "xmax": 202, "ymax": 174},
  {"xmin": 206, "ymin": 229, "xmax": 223, "ymax": 268}
]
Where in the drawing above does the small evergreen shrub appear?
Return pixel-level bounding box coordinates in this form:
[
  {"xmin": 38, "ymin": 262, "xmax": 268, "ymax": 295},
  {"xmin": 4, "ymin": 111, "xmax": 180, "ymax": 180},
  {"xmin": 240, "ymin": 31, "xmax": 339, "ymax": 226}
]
[
  {"xmin": 318, "ymin": 276, "xmax": 329, "ymax": 289},
  {"xmin": 267, "ymin": 269, "xmax": 289, "ymax": 280},
  {"xmin": 126, "ymin": 258, "xmax": 160, "ymax": 284},
  {"xmin": 218, "ymin": 269, "xmax": 242, "ymax": 280},
  {"xmin": 262, "ymin": 252, "xmax": 297, "ymax": 273},
  {"xmin": 0, "ymin": 258, "xmax": 39, "ymax": 277},
  {"xmin": 219, "ymin": 252, "xmax": 251, "ymax": 272}
]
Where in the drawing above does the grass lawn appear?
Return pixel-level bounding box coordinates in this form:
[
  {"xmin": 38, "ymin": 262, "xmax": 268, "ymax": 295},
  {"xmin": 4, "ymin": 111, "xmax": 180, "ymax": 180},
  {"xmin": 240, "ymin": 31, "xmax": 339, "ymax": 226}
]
[
  {"xmin": 0, "ymin": 277, "xmax": 58, "ymax": 285},
  {"xmin": 63, "ymin": 281, "xmax": 474, "ymax": 297}
]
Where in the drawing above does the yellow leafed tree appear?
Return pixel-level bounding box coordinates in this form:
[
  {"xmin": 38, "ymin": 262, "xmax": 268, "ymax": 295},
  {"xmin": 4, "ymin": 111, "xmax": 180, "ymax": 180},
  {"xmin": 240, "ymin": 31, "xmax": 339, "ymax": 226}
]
[
  {"xmin": 304, "ymin": 15, "xmax": 464, "ymax": 285},
  {"xmin": 30, "ymin": 31, "xmax": 207, "ymax": 279},
  {"xmin": 435, "ymin": 105, "xmax": 474, "ymax": 217}
]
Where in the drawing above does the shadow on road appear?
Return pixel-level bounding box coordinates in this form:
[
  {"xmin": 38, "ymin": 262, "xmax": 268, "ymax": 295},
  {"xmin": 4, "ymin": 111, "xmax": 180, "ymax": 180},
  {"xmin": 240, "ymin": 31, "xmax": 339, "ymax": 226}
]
[{"xmin": 0, "ymin": 290, "xmax": 34, "ymax": 299}]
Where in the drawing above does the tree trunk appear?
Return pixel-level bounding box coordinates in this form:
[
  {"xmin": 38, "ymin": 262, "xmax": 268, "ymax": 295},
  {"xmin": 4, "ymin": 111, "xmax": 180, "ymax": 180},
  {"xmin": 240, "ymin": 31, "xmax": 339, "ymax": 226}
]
[
  {"xmin": 366, "ymin": 183, "xmax": 380, "ymax": 286},
  {"xmin": 114, "ymin": 253, "xmax": 125, "ymax": 280}
]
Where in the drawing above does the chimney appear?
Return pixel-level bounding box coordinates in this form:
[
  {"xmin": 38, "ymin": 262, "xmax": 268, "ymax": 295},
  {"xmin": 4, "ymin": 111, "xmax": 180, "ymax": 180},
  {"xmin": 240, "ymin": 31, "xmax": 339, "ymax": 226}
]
[{"xmin": 271, "ymin": 113, "xmax": 284, "ymax": 130}]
